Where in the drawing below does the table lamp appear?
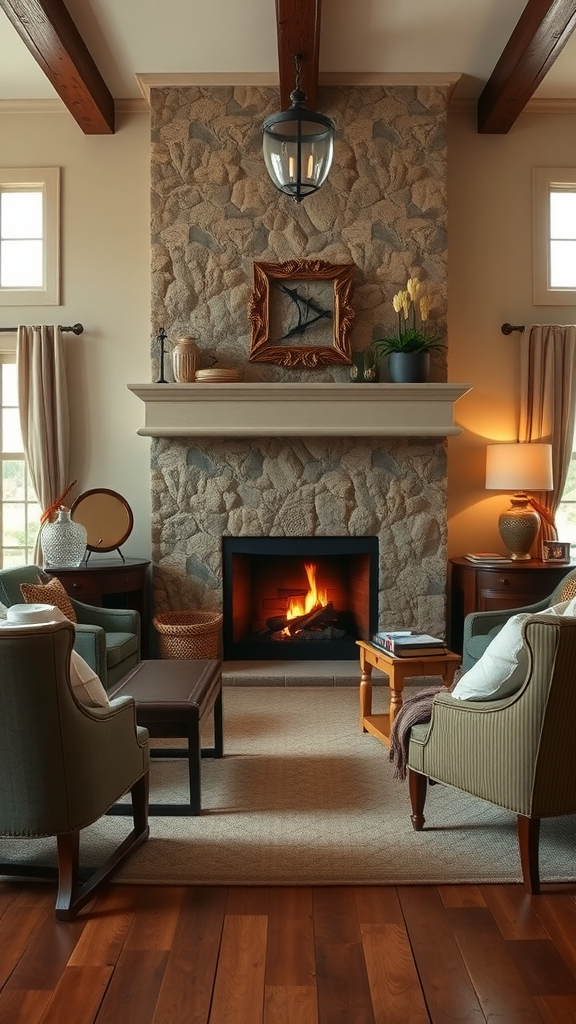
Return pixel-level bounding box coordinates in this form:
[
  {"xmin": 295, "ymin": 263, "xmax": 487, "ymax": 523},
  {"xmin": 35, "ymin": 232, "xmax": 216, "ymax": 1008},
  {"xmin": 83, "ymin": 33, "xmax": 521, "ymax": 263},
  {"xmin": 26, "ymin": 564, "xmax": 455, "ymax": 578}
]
[{"xmin": 485, "ymin": 443, "xmax": 553, "ymax": 560}]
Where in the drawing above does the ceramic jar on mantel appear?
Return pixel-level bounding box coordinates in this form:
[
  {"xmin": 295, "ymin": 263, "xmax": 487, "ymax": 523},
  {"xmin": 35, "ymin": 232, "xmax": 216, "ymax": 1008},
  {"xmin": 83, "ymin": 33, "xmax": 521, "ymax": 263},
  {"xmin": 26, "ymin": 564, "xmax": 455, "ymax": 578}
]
[{"xmin": 172, "ymin": 336, "xmax": 200, "ymax": 383}]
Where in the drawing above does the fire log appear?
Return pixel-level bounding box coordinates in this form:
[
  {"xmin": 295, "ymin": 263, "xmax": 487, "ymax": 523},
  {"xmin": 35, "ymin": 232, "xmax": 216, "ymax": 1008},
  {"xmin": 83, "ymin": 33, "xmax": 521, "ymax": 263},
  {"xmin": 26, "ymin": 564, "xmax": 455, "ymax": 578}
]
[{"xmin": 266, "ymin": 601, "xmax": 334, "ymax": 634}]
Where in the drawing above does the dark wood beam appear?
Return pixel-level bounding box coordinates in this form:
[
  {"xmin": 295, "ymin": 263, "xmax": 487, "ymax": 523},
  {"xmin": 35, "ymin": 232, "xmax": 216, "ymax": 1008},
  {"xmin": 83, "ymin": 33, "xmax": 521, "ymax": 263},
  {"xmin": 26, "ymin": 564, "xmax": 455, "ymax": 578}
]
[
  {"xmin": 275, "ymin": 0, "xmax": 321, "ymax": 110},
  {"xmin": 0, "ymin": 0, "xmax": 114, "ymax": 134},
  {"xmin": 478, "ymin": 0, "xmax": 576, "ymax": 133}
]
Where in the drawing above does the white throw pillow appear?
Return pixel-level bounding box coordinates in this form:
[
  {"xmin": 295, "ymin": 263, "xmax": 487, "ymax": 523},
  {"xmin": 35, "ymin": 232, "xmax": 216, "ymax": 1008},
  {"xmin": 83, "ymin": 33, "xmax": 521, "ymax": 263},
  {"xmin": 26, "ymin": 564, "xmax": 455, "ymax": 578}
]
[
  {"xmin": 1, "ymin": 603, "xmax": 109, "ymax": 708},
  {"xmin": 452, "ymin": 612, "xmax": 531, "ymax": 702},
  {"xmin": 453, "ymin": 594, "xmax": 576, "ymax": 703}
]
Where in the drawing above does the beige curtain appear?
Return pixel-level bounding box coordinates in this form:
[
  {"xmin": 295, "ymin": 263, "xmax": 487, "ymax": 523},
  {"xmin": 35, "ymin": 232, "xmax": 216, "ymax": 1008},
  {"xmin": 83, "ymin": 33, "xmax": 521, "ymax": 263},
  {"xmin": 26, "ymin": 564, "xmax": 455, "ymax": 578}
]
[
  {"xmin": 17, "ymin": 325, "xmax": 71, "ymax": 562},
  {"xmin": 519, "ymin": 324, "xmax": 576, "ymax": 554}
]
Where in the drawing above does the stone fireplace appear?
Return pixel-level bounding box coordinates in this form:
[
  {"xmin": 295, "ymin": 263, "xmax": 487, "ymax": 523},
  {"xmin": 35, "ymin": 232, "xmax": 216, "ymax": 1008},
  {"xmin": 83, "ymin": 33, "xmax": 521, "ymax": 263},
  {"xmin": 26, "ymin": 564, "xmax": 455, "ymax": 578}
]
[
  {"xmin": 222, "ymin": 535, "xmax": 379, "ymax": 661},
  {"xmin": 137, "ymin": 83, "xmax": 470, "ymax": 652}
]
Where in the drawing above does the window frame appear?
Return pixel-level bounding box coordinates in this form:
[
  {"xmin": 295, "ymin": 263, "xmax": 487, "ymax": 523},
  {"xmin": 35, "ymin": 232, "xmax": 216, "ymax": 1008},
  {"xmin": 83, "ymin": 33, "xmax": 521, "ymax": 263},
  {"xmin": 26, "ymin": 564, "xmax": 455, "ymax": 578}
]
[
  {"xmin": 0, "ymin": 166, "xmax": 60, "ymax": 307},
  {"xmin": 0, "ymin": 346, "xmax": 41, "ymax": 567}
]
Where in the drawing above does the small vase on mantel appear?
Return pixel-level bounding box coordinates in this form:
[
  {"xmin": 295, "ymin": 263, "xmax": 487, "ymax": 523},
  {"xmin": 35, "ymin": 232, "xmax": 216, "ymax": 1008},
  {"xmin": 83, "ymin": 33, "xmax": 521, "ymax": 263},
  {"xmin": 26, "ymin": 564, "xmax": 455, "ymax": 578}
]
[
  {"xmin": 172, "ymin": 336, "xmax": 200, "ymax": 383},
  {"xmin": 41, "ymin": 506, "xmax": 87, "ymax": 567}
]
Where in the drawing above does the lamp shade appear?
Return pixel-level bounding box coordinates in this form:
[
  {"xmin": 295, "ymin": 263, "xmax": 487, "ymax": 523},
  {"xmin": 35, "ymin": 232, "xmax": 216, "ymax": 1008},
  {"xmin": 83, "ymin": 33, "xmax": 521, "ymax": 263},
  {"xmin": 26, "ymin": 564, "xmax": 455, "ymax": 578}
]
[
  {"xmin": 485, "ymin": 443, "xmax": 553, "ymax": 492},
  {"xmin": 262, "ymin": 92, "xmax": 335, "ymax": 203}
]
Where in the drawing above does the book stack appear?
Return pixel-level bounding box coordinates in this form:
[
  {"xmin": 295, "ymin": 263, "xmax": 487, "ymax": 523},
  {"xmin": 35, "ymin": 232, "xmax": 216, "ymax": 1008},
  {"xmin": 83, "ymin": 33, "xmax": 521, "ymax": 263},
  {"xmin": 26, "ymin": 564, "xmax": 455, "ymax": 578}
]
[
  {"xmin": 371, "ymin": 631, "xmax": 447, "ymax": 658},
  {"xmin": 464, "ymin": 552, "xmax": 509, "ymax": 563}
]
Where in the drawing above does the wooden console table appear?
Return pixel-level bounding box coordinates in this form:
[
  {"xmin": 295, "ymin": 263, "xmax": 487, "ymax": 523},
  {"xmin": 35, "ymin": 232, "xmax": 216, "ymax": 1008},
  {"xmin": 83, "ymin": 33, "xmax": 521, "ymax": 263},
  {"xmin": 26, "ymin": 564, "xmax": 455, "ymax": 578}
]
[
  {"xmin": 44, "ymin": 557, "xmax": 150, "ymax": 650},
  {"xmin": 357, "ymin": 640, "xmax": 461, "ymax": 748}
]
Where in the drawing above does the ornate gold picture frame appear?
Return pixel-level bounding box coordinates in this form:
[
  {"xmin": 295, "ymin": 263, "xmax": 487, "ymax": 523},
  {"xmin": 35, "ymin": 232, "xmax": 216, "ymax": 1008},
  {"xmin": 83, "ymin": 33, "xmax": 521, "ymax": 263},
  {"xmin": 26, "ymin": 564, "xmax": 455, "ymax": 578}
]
[{"xmin": 248, "ymin": 259, "xmax": 355, "ymax": 368}]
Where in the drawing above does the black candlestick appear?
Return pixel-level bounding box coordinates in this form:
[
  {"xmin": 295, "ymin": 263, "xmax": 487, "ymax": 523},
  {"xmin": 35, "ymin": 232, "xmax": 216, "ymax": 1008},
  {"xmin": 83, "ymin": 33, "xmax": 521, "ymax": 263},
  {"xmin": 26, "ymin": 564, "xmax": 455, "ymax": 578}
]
[{"xmin": 155, "ymin": 327, "xmax": 168, "ymax": 383}]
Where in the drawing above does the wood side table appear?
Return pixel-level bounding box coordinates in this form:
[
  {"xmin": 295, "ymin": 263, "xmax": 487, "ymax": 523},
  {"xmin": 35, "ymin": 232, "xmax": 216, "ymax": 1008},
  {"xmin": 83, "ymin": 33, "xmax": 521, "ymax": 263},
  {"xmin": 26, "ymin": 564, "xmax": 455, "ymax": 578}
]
[
  {"xmin": 357, "ymin": 640, "xmax": 461, "ymax": 748},
  {"xmin": 448, "ymin": 557, "xmax": 574, "ymax": 654}
]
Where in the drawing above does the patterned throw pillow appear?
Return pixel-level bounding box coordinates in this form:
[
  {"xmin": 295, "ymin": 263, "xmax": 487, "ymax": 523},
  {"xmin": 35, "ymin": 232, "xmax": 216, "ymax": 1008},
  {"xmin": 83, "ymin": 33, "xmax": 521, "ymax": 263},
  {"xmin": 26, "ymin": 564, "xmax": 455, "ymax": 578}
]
[
  {"xmin": 19, "ymin": 576, "xmax": 77, "ymax": 623},
  {"xmin": 558, "ymin": 577, "xmax": 576, "ymax": 604}
]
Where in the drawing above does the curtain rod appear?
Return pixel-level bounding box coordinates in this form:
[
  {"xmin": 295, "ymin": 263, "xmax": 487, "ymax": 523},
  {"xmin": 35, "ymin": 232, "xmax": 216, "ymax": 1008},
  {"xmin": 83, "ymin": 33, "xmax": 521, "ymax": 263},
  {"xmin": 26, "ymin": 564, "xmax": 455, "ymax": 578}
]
[
  {"xmin": 0, "ymin": 323, "xmax": 84, "ymax": 335},
  {"xmin": 501, "ymin": 322, "xmax": 525, "ymax": 334}
]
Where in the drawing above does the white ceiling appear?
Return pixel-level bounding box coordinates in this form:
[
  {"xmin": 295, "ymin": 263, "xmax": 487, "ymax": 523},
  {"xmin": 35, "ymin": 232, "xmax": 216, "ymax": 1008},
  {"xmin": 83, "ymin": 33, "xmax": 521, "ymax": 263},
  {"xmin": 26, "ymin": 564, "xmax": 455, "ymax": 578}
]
[{"xmin": 0, "ymin": 0, "xmax": 575, "ymax": 105}]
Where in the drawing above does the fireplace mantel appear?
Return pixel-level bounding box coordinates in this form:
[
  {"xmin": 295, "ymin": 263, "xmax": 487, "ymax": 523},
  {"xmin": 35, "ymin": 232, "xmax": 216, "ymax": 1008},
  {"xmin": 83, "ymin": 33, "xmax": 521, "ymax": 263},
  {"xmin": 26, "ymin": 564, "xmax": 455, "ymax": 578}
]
[{"xmin": 127, "ymin": 382, "xmax": 472, "ymax": 437}]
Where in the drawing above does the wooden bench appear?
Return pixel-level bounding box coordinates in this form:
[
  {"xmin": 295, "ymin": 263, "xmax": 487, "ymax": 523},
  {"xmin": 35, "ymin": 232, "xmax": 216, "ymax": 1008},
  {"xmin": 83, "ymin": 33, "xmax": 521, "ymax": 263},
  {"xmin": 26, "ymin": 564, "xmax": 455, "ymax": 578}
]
[{"xmin": 108, "ymin": 658, "xmax": 223, "ymax": 815}]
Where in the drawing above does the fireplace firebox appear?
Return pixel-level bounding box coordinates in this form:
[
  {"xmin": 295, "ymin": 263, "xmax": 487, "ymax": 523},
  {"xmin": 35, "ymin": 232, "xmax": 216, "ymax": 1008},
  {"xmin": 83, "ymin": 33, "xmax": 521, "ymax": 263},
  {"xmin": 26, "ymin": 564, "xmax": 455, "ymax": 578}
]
[{"xmin": 222, "ymin": 537, "xmax": 379, "ymax": 661}]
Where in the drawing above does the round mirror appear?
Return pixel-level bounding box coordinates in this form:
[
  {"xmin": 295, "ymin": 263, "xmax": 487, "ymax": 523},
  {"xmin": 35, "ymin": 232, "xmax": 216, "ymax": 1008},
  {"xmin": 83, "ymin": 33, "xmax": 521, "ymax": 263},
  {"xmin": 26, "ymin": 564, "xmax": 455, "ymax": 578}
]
[{"xmin": 71, "ymin": 489, "xmax": 133, "ymax": 553}]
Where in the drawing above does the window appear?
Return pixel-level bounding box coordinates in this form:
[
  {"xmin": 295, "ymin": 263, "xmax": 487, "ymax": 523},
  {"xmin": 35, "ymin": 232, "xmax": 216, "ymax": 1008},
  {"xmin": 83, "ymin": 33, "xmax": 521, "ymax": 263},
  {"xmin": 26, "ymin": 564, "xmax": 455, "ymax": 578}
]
[
  {"xmin": 0, "ymin": 167, "xmax": 60, "ymax": 306},
  {"xmin": 0, "ymin": 354, "xmax": 41, "ymax": 567},
  {"xmin": 533, "ymin": 167, "xmax": 576, "ymax": 305}
]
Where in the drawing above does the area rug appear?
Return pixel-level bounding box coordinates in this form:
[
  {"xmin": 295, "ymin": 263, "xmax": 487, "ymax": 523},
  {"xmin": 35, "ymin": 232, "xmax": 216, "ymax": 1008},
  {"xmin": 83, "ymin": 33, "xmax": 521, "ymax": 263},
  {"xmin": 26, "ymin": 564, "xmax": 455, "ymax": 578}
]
[{"xmin": 3, "ymin": 687, "xmax": 575, "ymax": 886}]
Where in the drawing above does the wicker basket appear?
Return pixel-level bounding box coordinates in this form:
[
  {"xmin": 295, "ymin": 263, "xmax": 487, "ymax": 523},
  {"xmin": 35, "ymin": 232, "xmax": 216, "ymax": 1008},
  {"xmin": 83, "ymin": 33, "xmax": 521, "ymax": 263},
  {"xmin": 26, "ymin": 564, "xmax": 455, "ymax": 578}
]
[{"xmin": 153, "ymin": 610, "xmax": 223, "ymax": 660}]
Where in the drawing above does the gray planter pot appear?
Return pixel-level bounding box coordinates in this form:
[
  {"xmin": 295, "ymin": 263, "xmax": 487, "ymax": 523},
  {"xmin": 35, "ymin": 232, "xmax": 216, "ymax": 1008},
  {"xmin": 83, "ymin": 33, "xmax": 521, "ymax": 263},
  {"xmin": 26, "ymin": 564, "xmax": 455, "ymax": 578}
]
[{"xmin": 388, "ymin": 351, "xmax": 430, "ymax": 383}]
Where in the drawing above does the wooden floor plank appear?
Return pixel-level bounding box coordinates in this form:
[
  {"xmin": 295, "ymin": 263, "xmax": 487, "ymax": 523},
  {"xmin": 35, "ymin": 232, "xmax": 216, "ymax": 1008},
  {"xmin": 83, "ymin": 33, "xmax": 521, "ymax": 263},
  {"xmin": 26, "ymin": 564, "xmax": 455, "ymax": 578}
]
[
  {"xmin": 94, "ymin": 950, "xmax": 168, "ymax": 1024},
  {"xmin": 265, "ymin": 887, "xmax": 315, "ymax": 987},
  {"xmin": 209, "ymin": 913, "xmax": 268, "ymax": 1024},
  {"xmin": 36, "ymin": 966, "xmax": 112, "ymax": 1024},
  {"xmin": 480, "ymin": 884, "xmax": 549, "ymax": 940},
  {"xmin": 447, "ymin": 907, "xmax": 544, "ymax": 1023},
  {"xmin": 67, "ymin": 886, "xmax": 139, "ymax": 967},
  {"xmin": 0, "ymin": 989, "xmax": 52, "ymax": 1024},
  {"xmin": 361, "ymin": 922, "xmax": 429, "ymax": 1024},
  {"xmin": 313, "ymin": 889, "xmax": 374, "ymax": 1024},
  {"xmin": 506, "ymin": 939, "xmax": 576, "ymax": 996},
  {"xmin": 438, "ymin": 886, "xmax": 486, "ymax": 909},
  {"xmin": 151, "ymin": 886, "xmax": 227, "ymax": 1024},
  {"xmin": 0, "ymin": 904, "xmax": 51, "ymax": 988},
  {"xmin": 264, "ymin": 985, "xmax": 318, "ymax": 1024},
  {"xmin": 123, "ymin": 885, "xmax": 185, "ymax": 951},
  {"xmin": 354, "ymin": 886, "xmax": 406, "ymax": 926},
  {"xmin": 3, "ymin": 912, "xmax": 86, "ymax": 990},
  {"xmin": 397, "ymin": 886, "xmax": 486, "ymax": 1024},
  {"xmin": 312, "ymin": 887, "xmax": 363, "ymax": 944},
  {"xmin": 533, "ymin": 993, "xmax": 576, "ymax": 1023},
  {"xmin": 530, "ymin": 894, "xmax": 576, "ymax": 980}
]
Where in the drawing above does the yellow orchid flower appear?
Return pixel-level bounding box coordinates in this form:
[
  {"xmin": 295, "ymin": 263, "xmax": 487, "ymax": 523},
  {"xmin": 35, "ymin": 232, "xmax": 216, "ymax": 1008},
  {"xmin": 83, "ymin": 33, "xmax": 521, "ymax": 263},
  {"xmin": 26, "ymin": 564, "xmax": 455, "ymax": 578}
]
[
  {"xmin": 419, "ymin": 295, "xmax": 431, "ymax": 322},
  {"xmin": 392, "ymin": 291, "xmax": 404, "ymax": 314},
  {"xmin": 406, "ymin": 278, "xmax": 420, "ymax": 302}
]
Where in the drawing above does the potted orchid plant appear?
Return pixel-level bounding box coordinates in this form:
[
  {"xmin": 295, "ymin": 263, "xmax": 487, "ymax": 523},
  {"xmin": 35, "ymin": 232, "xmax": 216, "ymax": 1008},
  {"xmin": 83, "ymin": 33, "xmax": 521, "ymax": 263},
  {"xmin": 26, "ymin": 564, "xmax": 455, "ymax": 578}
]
[{"xmin": 371, "ymin": 278, "xmax": 445, "ymax": 382}]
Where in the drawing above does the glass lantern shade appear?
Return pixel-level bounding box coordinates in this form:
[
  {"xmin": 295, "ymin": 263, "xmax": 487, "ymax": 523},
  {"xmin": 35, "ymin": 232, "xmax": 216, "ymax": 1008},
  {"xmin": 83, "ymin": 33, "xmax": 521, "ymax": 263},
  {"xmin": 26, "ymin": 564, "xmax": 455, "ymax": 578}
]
[{"xmin": 262, "ymin": 100, "xmax": 335, "ymax": 203}]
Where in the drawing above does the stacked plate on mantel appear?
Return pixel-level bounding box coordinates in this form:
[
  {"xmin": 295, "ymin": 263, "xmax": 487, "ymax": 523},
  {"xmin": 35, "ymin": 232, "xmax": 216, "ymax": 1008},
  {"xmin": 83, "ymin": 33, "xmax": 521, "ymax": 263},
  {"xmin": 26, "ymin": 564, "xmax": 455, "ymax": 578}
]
[{"xmin": 195, "ymin": 368, "xmax": 242, "ymax": 383}]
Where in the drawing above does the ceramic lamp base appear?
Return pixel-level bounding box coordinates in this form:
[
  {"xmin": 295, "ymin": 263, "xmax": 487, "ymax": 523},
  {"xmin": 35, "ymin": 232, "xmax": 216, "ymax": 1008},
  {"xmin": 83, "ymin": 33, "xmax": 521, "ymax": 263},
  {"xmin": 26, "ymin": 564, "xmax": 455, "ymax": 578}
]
[{"xmin": 498, "ymin": 493, "xmax": 540, "ymax": 560}]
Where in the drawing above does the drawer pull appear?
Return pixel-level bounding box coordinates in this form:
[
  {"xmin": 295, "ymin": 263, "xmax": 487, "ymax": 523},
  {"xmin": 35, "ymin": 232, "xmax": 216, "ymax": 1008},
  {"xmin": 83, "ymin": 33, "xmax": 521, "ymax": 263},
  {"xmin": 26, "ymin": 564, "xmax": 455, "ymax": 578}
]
[{"xmin": 499, "ymin": 578, "xmax": 509, "ymax": 585}]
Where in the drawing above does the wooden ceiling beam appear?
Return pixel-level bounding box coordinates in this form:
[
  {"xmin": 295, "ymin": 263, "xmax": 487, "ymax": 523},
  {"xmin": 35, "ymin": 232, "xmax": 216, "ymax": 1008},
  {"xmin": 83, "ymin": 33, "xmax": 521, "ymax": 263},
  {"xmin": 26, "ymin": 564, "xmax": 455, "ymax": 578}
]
[
  {"xmin": 478, "ymin": 0, "xmax": 576, "ymax": 133},
  {"xmin": 275, "ymin": 0, "xmax": 322, "ymax": 110},
  {"xmin": 0, "ymin": 0, "xmax": 114, "ymax": 134}
]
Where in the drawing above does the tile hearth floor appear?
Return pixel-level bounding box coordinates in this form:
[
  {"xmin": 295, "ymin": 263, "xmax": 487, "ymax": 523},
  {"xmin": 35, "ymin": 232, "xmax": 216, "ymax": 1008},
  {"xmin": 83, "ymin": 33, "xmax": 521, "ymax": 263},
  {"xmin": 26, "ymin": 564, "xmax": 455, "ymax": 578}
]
[{"xmin": 222, "ymin": 660, "xmax": 387, "ymax": 687}]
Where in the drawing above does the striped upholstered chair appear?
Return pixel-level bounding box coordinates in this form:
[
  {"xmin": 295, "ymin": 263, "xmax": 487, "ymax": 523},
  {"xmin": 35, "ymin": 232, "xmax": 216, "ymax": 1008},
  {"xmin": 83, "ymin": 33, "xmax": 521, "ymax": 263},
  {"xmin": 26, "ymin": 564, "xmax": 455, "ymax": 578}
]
[{"xmin": 406, "ymin": 615, "xmax": 576, "ymax": 894}]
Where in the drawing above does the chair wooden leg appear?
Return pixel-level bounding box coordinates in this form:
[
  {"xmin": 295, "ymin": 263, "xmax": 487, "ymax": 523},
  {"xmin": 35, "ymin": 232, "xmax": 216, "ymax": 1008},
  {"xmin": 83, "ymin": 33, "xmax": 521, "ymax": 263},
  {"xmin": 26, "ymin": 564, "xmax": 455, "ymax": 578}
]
[
  {"xmin": 518, "ymin": 814, "xmax": 541, "ymax": 895},
  {"xmin": 55, "ymin": 770, "xmax": 150, "ymax": 921},
  {"xmin": 408, "ymin": 768, "xmax": 427, "ymax": 830}
]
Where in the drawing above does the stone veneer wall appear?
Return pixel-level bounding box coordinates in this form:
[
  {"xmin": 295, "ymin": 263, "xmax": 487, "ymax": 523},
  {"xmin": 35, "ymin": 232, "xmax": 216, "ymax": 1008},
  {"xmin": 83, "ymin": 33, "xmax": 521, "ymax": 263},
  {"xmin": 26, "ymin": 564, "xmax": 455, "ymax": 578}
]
[{"xmin": 149, "ymin": 85, "xmax": 450, "ymax": 638}]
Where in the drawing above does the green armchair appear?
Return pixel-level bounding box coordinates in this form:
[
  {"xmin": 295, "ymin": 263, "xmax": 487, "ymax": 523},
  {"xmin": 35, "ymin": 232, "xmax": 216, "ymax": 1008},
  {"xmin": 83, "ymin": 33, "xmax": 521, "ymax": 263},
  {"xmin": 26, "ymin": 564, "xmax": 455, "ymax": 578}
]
[
  {"xmin": 462, "ymin": 567, "xmax": 576, "ymax": 670},
  {"xmin": 406, "ymin": 615, "xmax": 576, "ymax": 894},
  {"xmin": 0, "ymin": 564, "xmax": 140, "ymax": 690},
  {"xmin": 0, "ymin": 620, "xmax": 149, "ymax": 919}
]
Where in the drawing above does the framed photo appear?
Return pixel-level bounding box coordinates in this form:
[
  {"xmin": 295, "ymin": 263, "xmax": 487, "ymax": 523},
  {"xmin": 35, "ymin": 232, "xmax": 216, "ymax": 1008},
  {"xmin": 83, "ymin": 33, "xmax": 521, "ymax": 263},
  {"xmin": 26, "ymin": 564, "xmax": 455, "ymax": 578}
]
[
  {"xmin": 542, "ymin": 540, "xmax": 571, "ymax": 563},
  {"xmin": 248, "ymin": 259, "xmax": 355, "ymax": 368}
]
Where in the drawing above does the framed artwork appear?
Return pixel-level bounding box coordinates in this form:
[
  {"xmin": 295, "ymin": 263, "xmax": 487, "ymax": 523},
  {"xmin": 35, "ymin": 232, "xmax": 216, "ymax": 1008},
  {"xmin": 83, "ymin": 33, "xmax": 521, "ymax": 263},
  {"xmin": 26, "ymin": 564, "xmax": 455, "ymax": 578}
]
[
  {"xmin": 248, "ymin": 259, "xmax": 355, "ymax": 368},
  {"xmin": 542, "ymin": 540, "xmax": 571, "ymax": 563}
]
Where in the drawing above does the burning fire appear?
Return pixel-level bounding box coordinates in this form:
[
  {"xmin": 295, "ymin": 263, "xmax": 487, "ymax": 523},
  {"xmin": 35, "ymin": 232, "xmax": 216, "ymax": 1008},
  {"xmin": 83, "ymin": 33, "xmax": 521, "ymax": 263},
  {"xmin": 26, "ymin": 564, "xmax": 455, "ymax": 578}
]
[{"xmin": 286, "ymin": 563, "xmax": 328, "ymax": 620}]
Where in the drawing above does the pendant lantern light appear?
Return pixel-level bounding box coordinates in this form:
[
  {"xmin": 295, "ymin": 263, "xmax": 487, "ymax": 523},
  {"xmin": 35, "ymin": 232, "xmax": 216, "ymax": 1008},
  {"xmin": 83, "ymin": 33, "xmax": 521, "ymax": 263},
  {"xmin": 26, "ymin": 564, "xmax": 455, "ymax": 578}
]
[{"xmin": 262, "ymin": 53, "xmax": 335, "ymax": 203}]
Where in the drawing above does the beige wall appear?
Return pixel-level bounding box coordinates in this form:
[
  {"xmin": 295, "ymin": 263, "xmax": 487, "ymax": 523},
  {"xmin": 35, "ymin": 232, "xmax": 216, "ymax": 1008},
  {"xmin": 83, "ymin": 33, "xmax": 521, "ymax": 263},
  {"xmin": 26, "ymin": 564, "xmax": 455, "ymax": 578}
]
[
  {"xmin": 447, "ymin": 108, "xmax": 576, "ymax": 558},
  {"xmin": 0, "ymin": 108, "xmax": 152, "ymax": 557},
  {"xmin": 1, "ymin": 101, "xmax": 575, "ymax": 565}
]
